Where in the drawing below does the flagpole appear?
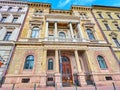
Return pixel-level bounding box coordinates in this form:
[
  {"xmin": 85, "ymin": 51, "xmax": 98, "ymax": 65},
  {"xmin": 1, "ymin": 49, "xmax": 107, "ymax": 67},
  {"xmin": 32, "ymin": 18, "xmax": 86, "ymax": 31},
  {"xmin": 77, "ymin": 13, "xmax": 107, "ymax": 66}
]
[{"xmin": 59, "ymin": 50, "xmax": 62, "ymax": 90}]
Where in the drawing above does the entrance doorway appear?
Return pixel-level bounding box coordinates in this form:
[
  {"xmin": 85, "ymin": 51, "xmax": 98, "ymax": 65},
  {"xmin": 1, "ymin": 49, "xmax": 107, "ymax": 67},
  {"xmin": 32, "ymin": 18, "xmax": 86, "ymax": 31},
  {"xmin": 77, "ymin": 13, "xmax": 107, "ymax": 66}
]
[{"xmin": 61, "ymin": 56, "xmax": 72, "ymax": 86}]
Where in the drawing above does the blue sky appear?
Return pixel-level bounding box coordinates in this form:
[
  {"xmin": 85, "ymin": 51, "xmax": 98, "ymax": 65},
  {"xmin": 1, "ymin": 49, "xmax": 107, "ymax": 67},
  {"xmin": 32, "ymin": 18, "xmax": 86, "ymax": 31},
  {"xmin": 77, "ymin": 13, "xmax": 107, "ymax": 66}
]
[{"xmin": 27, "ymin": 0, "xmax": 120, "ymax": 10}]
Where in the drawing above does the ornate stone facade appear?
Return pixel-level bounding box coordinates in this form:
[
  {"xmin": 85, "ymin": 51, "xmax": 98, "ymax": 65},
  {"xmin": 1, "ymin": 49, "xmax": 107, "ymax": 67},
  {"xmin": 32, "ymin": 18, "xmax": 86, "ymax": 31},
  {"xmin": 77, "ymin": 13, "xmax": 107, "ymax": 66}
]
[
  {"xmin": 0, "ymin": 0, "xmax": 28, "ymax": 84},
  {"xmin": 1, "ymin": 1, "xmax": 120, "ymax": 88}
]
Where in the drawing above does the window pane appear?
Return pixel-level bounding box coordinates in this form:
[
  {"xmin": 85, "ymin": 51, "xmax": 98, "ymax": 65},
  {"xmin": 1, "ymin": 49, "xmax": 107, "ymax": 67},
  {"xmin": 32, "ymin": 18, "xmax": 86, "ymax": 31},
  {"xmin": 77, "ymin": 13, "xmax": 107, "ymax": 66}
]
[
  {"xmin": 104, "ymin": 24, "xmax": 110, "ymax": 30},
  {"xmin": 113, "ymin": 38, "xmax": 120, "ymax": 47},
  {"xmin": 12, "ymin": 17, "xmax": 18, "ymax": 23},
  {"xmin": 4, "ymin": 32, "xmax": 12, "ymax": 41},
  {"xmin": 24, "ymin": 55, "xmax": 34, "ymax": 69},
  {"xmin": 48, "ymin": 59, "xmax": 53, "ymax": 70},
  {"xmin": 1, "ymin": 17, "xmax": 6, "ymax": 22},
  {"xmin": 31, "ymin": 27, "xmax": 39, "ymax": 38},
  {"xmin": 59, "ymin": 32, "xmax": 66, "ymax": 38},
  {"xmin": 97, "ymin": 56, "xmax": 107, "ymax": 69},
  {"xmin": 86, "ymin": 29, "xmax": 95, "ymax": 40}
]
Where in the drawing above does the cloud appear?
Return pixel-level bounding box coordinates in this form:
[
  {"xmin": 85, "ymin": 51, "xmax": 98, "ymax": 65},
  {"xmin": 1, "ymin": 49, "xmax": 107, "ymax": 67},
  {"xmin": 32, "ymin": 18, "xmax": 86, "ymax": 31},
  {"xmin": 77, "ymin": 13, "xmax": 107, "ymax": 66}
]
[{"xmin": 58, "ymin": 0, "xmax": 71, "ymax": 7}]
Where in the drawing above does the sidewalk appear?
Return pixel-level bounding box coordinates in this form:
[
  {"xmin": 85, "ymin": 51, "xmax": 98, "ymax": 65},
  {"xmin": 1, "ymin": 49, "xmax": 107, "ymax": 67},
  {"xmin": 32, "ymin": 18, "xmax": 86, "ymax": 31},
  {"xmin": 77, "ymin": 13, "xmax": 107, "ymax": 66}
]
[{"xmin": 0, "ymin": 86, "xmax": 120, "ymax": 90}]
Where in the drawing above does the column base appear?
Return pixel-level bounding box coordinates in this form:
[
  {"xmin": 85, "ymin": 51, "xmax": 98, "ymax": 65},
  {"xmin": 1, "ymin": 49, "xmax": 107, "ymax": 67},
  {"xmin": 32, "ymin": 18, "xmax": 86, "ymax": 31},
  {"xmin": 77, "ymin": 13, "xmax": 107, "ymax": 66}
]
[
  {"xmin": 55, "ymin": 73, "xmax": 62, "ymax": 87},
  {"xmin": 40, "ymin": 73, "xmax": 47, "ymax": 87},
  {"xmin": 77, "ymin": 72, "xmax": 87, "ymax": 86}
]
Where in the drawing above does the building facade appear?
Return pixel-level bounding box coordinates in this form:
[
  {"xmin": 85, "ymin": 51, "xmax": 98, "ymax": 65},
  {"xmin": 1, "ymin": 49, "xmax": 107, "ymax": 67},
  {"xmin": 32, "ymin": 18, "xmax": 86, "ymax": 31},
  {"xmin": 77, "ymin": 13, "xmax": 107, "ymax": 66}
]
[
  {"xmin": 0, "ymin": 0, "xmax": 28, "ymax": 84},
  {"xmin": 1, "ymin": 1, "xmax": 120, "ymax": 88},
  {"xmin": 92, "ymin": 5, "xmax": 120, "ymax": 64}
]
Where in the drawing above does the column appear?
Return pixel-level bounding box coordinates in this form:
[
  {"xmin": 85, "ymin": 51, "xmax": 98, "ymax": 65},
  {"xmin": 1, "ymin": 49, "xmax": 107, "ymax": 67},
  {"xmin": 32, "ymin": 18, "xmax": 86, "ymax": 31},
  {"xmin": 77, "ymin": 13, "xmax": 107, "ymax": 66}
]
[
  {"xmin": 0, "ymin": 27, "xmax": 6, "ymax": 40},
  {"xmin": 77, "ymin": 22, "xmax": 84, "ymax": 40},
  {"xmin": 74, "ymin": 50, "xmax": 86, "ymax": 86},
  {"xmin": 40, "ymin": 49, "xmax": 47, "ymax": 87},
  {"xmin": 9, "ymin": 28, "xmax": 19, "ymax": 41},
  {"xmin": 54, "ymin": 21, "xmax": 58, "ymax": 41},
  {"xmin": 55, "ymin": 50, "xmax": 59, "ymax": 72},
  {"xmin": 45, "ymin": 21, "xmax": 49, "ymax": 40},
  {"xmin": 55, "ymin": 50, "xmax": 62, "ymax": 87},
  {"xmin": 75, "ymin": 50, "xmax": 82, "ymax": 73},
  {"xmin": 69, "ymin": 22, "xmax": 74, "ymax": 39}
]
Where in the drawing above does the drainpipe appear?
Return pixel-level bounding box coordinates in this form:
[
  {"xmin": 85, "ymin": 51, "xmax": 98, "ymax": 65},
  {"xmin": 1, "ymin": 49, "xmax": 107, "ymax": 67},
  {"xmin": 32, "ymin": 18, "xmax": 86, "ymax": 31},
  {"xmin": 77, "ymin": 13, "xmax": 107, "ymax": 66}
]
[{"xmin": 91, "ymin": 8, "xmax": 120, "ymax": 70}]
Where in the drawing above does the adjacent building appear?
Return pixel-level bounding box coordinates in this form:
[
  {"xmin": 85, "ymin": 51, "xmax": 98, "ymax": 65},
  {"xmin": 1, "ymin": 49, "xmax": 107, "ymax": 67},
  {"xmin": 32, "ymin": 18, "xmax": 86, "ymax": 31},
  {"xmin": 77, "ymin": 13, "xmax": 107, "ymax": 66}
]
[
  {"xmin": 0, "ymin": 0, "xmax": 28, "ymax": 84},
  {"xmin": 2, "ymin": 2, "xmax": 120, "ymax": 88},
  {"xmin": 92, "ymin": 5, "xmax": 120, "ymax": 64}
]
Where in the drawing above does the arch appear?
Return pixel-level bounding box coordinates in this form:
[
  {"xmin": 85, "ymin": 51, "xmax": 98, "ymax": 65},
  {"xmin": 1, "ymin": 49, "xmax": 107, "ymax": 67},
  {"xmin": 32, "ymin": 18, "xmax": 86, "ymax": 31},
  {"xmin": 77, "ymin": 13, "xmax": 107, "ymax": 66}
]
[
  {"xmin": 31, "ymin": 26, "xmax": 39, "ymax": 38},
  {"xmin": 59, "ymin": 32, "xmax": 66, "ymax": 38},
  {"xmin": 48, "ymin": 58, "xmax": 53, "ymax": 70},
  {"xmin": 24, "ymin": 55, "xmax": 34, "ymax": 69},
  {"xmin": 86, "ymin": 29, "xmax": 95, "ymax": 40},
  {"xmin": 97, "ymin": 55, "xmax": 107, "ymax": 69}
]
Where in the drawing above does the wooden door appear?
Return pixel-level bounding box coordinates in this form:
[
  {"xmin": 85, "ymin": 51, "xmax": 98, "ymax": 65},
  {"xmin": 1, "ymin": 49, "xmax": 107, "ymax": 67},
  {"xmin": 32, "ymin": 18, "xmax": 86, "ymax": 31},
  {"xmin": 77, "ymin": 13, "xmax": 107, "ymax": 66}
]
[{"xmin": 61, "ymin": 56, "xmax": 72, "ymax": 86}]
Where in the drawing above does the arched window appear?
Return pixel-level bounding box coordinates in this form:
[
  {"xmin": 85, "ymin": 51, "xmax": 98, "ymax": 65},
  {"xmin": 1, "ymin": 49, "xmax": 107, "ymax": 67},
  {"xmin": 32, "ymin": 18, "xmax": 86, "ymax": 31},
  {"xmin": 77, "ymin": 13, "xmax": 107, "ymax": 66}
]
[
  {"xmin": 24, "ymin": 55, "xmax": 34, "ymax": 69},
  {"xmin": 48, "ymin": 58, "xmax": 53, "ymax": 70},
  {"xmin": 61, "ymin": 56, "xmax": 69, "ymax": 62},
  {"xmin": 97, "ymin": 55, "xmax": 107, "ymax": 69},
  {"xmin": 59, "ymin": 32, "xmax": 66, "ymax": 38},
  {"xmin": 31, "ymin": 27, "xmax": 39, "ymax": 38},
  {"xmin": 86, "ymin": 29, "xmax": 95, "ymax": 40}
]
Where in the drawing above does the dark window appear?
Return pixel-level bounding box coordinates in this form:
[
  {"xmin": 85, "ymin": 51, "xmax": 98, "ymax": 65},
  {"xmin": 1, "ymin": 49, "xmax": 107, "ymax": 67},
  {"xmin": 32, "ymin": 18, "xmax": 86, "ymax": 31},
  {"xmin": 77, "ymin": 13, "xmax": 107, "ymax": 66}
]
[
  {"xmin": 18, "ymin": 8, "xmax": 22, "ymax": 12},
  {"xmin": 105, "ymin": 76, "xmax": 112, "ymax": 80},
  {"xmin": 117, "ymin": 14, "xmax": 120, "ymax": 19},
  {"xmin": 4, "ymin": 32, "xmax": 12, "ymax": 41},
  {"xmin": 47, "ymin": 78, "xmax": 53, "ymax": 81},
  {"xmin": 104, "ymin": 23, "xmax": 110, "ymax": 30},
  {"xmin": 48, "ymin": 58, "xmax": 53, "ymax": 70},
  {"xmin": 97, "ymin": 55, "xmax": 107, "ymax": 69},
  {"xmin": 115, "ymin": 24, "xmax": 120, "ymax": 31},
  {"xmin": 8, "ymin": 7, "xmax": 12, "ymax": 11},
  {"xmin": 24, "ymin": 55, "xmax": 34, "ymax": 69},
  {"xmin": 1, "ymin": 17, "xmax": 7, "ymax": 23},
  {"xmin": 0, "ymin": 6, "xmax": 2, "ymax": 9},
  {"xmin": 113, "ymin": 38, "xmax": 120, "ymax": 47},
  {"xmin": 108, "ymin": 14, "xmax": 113, "ymax": 19},
  {"xmin": 12, "ymin": 17, "xmax": 18, "ymax": 23},
  {"xmin": 22, "ymin": 78, "xmax": 30, "ymax": 83},
  {"xmin": 61, "ymin": 56, "xmax": 69, "ymax": 62},
  {"xmin": 86, "ymin": 29, "xmax": 95, "ymax": 40},
  {"xmin": 59, "ymin": 32, "xmax": 66, "ymax": 38},
  {"xmin": 31, "ymin": 27, "xmax": 39, "ymax": 38},
  {"xmin": 98, "ymin": 13, "xmax": 103, "ymax": 18}
]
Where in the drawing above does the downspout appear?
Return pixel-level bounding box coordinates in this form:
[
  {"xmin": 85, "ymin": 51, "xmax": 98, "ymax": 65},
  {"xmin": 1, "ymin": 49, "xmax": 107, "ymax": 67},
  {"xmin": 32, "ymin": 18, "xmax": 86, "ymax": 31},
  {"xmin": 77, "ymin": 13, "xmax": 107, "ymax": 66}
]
[{"xmin": 91, "ymin": 8, "xmax": 120, "ymax": 70}]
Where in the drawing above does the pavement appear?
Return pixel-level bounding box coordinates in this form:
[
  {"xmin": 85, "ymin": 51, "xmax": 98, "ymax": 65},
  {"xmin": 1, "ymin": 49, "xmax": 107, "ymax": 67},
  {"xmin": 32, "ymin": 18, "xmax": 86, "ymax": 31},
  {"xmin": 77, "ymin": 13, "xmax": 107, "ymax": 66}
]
[{"xmin": 0, "ymin": 86, "xmax": 120, "ymax": 90}]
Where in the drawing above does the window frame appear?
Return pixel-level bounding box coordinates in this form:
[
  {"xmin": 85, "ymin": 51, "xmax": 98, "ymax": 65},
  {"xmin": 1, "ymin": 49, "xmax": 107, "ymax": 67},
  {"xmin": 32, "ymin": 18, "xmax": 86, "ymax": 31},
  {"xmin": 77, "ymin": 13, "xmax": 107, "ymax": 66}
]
[
  {"xmin": 24, "ymin": 55, "xmax": 34, "ymax": 70},
  {"xmin": 86, "ymin": 29, "xmax": 95, "ymax": 40},
  {"xmin": 3, "ymin": 32, "xmax": 12, "ymax": 41},
  {"xmin": 97, "ymin": 55, "xmax": 107, "ymax": 69},
  {"xmin": 112, "ymin": 38, "xmax": 120, "ymax": 47},
  {"xmin": 31, "ymin": 26, "xmax": 39, "ymax": 38},
  {"xmin": 48, "ymin": 58, "xmax": 53, "ymax": 70},
  {"xmin": 104, "ymin": 23, "xmax": 111, "ymax": 30}
]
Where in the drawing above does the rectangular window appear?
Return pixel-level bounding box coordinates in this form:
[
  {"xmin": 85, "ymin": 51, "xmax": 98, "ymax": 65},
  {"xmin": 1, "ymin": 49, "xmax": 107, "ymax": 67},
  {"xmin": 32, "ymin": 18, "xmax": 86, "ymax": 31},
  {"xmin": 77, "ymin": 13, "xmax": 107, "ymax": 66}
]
[
  {"xmin": 4, "ymin": 32, "xmax": 12, "ymax": 41},
  {"xmin": 18, "ymin": 8, "xmax": 22, "ymax": 12},
  {"xmin": 22, "ymin": 78, "xmax": 30, "ymax": 83},
  {"xmin": 47, "ymin": 78, "xmax": 53, "ymax": 81},
  {"xmin": 1, "ymin": 17, "xmax": 7, "ymax": 23},
  {"xmin": 8, "ymin": 7, "xmax": 12, "ymax": 11},
  {"xmin": 12, "ymin": 17, "xmax": 18, "ymax": 23},
  {"xmin": 115, "ymin": 24, "xmax": 120, "ymax": 31},
  {"xmin": 113, "ymin": 38, "xmax": 120, "ymax": 47},
  {"xmin": 117, "ymin": 14, "xmax": 120, "ymax": 19},
  {"xmin": 98, "ymin": 13, "xmax": 103, "ymax": 18},
  {"xmin": 104, "ymin": 23, "xmax": 110, "ymax": 30},
  {"xmin": 105, "ymin": 76, "xmax": 112, "ymax": 80},
  {"xmin": 108, "ymin": 14, "xmax": 113, "ymax": 19}
]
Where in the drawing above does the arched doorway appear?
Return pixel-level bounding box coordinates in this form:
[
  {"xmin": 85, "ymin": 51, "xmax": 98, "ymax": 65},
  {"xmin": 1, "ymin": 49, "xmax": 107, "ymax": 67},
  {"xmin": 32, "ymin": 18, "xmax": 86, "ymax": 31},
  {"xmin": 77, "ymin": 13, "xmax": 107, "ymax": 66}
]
[{"xmin": 61, "ymin": 56, "xmax": 72, "ymax": 86}]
